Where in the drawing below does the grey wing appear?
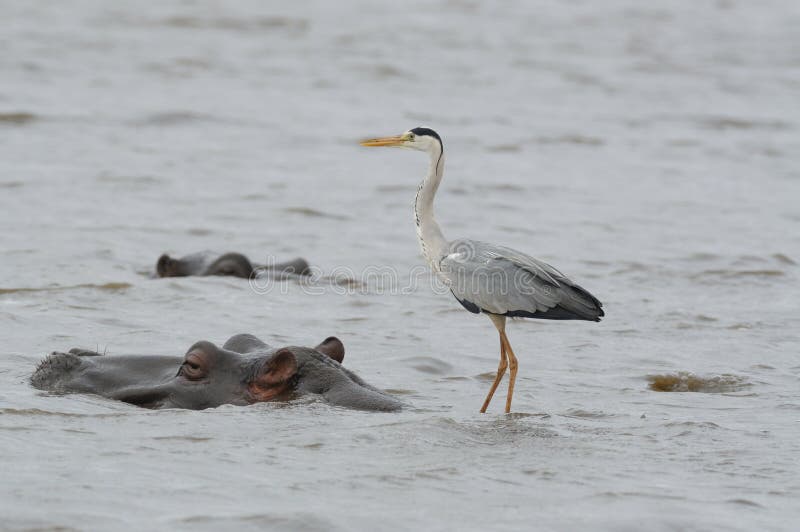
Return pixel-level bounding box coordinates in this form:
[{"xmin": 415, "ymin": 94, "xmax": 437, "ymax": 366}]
[{"xmin": 438, "ymin": 239, "xmax": 604, "ymax": 321}]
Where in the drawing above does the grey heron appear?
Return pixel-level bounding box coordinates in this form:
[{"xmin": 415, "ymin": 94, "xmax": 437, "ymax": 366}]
[{"xmin": 360, "ymin": 127, "xmax": 604, "ymax": 413}]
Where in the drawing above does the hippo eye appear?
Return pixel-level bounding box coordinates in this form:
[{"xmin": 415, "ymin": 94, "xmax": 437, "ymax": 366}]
[{"xmin": 180, "ymin": 352, "xmax": 207, "ymax": 380}]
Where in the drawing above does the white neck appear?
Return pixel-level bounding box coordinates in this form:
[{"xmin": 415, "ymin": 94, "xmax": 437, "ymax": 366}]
[{"xmin": 414, "ymin": 141, "xmax": 448, "ymax": 269}]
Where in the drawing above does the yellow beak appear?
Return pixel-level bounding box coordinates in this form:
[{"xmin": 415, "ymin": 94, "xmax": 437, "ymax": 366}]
[{"xmin": 359, "ymin": 135, "xmax": 406, "ymax": 147}]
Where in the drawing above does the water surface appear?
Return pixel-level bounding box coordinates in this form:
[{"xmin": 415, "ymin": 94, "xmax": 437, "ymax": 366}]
[{"xmin": 1, "ymin": 1, "xmax": 799, "ymax": 530}]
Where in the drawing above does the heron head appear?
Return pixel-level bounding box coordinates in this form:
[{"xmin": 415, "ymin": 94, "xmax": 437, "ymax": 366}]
[{"xmin": 360, "ymin": 127, "xmax": 442, "ymax": 153}]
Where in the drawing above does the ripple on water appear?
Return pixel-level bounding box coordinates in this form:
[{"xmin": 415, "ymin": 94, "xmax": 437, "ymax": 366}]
[
  {"xmin": 282, "ymin": 207, "xmax": 350, "ymax": 221},
  {"xmin": 535, "ymin": 134, "xmax": 605, "ymax": 146},
  {"xmin": 484, "ymin": 144, "xmax": 522, "ymax": 153},
  {"xmin": 382, "ymin": 388, "xmax": 416, "ymax": 396},
  {"xmin": 159, "ymin": 15, "xmax": 309, "ymax": 34},
  {"xmin": 561, "ymin": 409, "xmax": 616, "ymax": 420},
  {"xmin": 0, "ymin": 408, "xmax": 126, "ymax": 418},
  {"xmin": 647, "ymin": 372, "xmax": 751, "ymax": 393},
  {"xmin": 694, "ymin": 116, "xmax": 791, "ymax": 132},
  {"xmin": 152, "ymin": 436, "xmax": 214, "ymax": 442},
  {"xmin": 691, "ymin": 269, "xmax": 785, "ymax": 280},
  {"xmin": 457, "ymin": 416, "xmax": 558, "ymax": 442},
  {"xmin": 0, "ymin": 283, "xmax": 132, "ymax": 295},
  {"xmin": 0, "ymin": 111, "xmax": 36, "ymax": 125},
  {"xmin": 403, "ymin": 356, "xmax": 453, "ymax": 375},
  {"xmin": 726, "ymin": 498, "xmax": 765, "ymax": 508},
  {"xmin": 175, "ymin": 513, "xmax": 333, "ymax": 532},
  {"xmin": 673, "ymin": 314, "xmax": 719, "ymax": 330},
  {"xmin": 682, "ymin": 252, "xmax": 720, "ymax": 262},
  {"xmin": 134, "ymin": 111, "xmax": 221, "ymax": 126},
  {"xmin": 96, "ymin": 173, "xmax": 163, "ymax": 185},
  {"xmin": 772, "ymin": 253, "xmax": 796, "ymax": 265},
  {"xmin": 382, "ymin": 416, "xmax": 558, "ymax": 447},
  {"xmin": 474, "ymin": 182, "xmax": 525, "ymax": 192}
]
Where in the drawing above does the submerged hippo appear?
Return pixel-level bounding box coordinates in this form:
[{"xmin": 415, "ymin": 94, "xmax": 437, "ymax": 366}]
[
  {"xmin": 31, "ymin": 334, "xmax": 402, "ymax": 411},
  {"xmin": 156, "ymin": 251, "xmax": 311, "ymax": 279}
]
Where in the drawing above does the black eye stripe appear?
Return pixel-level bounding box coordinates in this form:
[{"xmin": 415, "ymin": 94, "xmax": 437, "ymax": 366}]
[{"xmin": 409, "ymin": 127, "xmax": 441, "ymax": 143}]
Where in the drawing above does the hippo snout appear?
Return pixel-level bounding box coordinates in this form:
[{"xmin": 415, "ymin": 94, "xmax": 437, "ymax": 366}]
[{"xmin": 30, "ymin": 351, "xmax": 85, "ymax": 390}]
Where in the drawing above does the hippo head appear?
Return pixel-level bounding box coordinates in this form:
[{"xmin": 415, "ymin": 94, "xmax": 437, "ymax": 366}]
[
  {"xmin": 32, "ymin": 334, "xmax": 402, "ymax": 411},
  {"xmin": 33, "ymin": 336, "xmax": 348, "ymax": 410},
  {"xmin": 156, "ymin": 254, "xmax": 186, "ymax": 277},
  {"xmin": 118, "ymin": 338, "xmax": 346, "ymax": 409},
  {"xmin": 157, "ymin": 341, "xmax": 299, "ymax": 408},
  {"xmin": 156, "ymin": 252, "xmax": 254, "ymax": 279}
]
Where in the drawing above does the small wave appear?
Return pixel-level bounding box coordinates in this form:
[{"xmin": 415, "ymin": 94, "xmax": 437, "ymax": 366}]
[
  {"xmin": 403, "ymin": 356, "xmax": 453, "ymax": 375},
  {"xmin": 152, "ymin": 435, "xmax": 213, "ymax": 442},
  {"xmin": 663, "ymin": 421, "xmax": 721, "ymax": 429},
  {"xmin": 674, "ymin": 314, "xmax": 720, "ymax": 330},
  {"xmin": 581, "ymin": 259, "xmax": 612, "ymax": 267},
  {"xmin": 374, "ymin": 184, "xmax": 408, "ymax": 193},
  {"xmin": 647, "ymin": 372, "xmax": 750, "ymax": 393},
  {"xmin": 485, "ymin": 144, "xmax": 522, "ymax": 153},
  {"xmin": 693, "ymin": 269, "xmax": 784, "ymax": 279},
  {"xmin": 382, "ymin": 388, "xmax": 416, "ymax": 396},
  {"xmin": 475, "ymin": 183, "xmax": 525, "ymax": 192},
  {"xmin": 0, "ymin": 282, "xmax": 131, "ymax": 295},
  {"xmin": 696, "ymin": 116, "xmax": 791, "ymax": 131},
  {"xmin": 727, "ymin": 498, "xmax": 765, "ymax": 508},
  {"xmin": 160, "ymin": 15, "xmax": 309, "ymax": 33},
  {"xmin": 0, "ymin": 112, "xmax": 36, "ymax": 125},
  {"xmin": 185, "ymin": 228, "xmax": 213, "ymax": 236},
  {"xmin": 536, "ymin": 134, "xmax": 605, "ymax": 146},
  {"xmin": 682, "ymin": 252, "xmax": 720, "ymax": 262},
  {"xmin": 282, "ymin": 207, "xmax": 349, "ymax": 220},
  {"xmin": 176, "ymin": 513, "xmax": 332, "ymax": 532},
  {"xmin": 435, "ymin": 416, "xmax": 557, "ymax": 442},
  {"xmin": 694, "ymin": 314, "xmax": 718, "ymax": 322},
  {"xmin": 366, "ymin": 63, "xmax": 407, "ymax": 79},
  {"xmin": 241, "ymin": 193, "xmax": 270, "ymax": 201},
  {"xmin": 329, "ymin": 275, "xmax": 364, "ymax": 288},
  {"xmin": 0, "ymin": 408, "xmax": 127, "ymax": 418},
  {"xmin": 135, "ymin": 111, "xmax": 220, "ymax": 126},
  {"xmin": 772, "ymin": 253, "xmax": 796, "ymax": 265},
  {"xmin": 96, "ymin": 173, "xmax": 163, "ymax": 184},
  {"xmin": 475, "ymin": 371, "xmax": 499, "ymax": 381},
  {"xmin": 611, "ymin": 261, "xmax": 652, "ymax": 274},
  {"xmin": 561, "ymin": 408, "xmax": 615, "ymax": 419}
]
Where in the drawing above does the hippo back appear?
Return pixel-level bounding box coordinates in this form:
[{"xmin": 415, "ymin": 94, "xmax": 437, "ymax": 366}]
[
  {"xmin": 292, "ymin": 348, "xmax": 403, "ymax": 412},
  {"xmin": 222, "ymin": 334, "xmax": 271, "ymax": 354}
]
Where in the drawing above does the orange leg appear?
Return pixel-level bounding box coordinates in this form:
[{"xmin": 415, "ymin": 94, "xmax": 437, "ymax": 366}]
[
  {"xmin": 479, "ymin": 333, "xmax": 508, "ymax": 413},
  {"xmin": 501, "ymin": 332, "xmax": 519, "ymax": 413}
]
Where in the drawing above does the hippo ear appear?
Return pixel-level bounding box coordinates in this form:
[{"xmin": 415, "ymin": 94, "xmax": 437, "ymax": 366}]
[
  {"xmin": 250, "ymin": 349, "xmax": 298, "ymax": 402},
  {"xmin": 260, "ymin": 349, "xmax": 298, "ymax": 386},
  {"xmin": 315, "ymin": 336, "xmax": 344, "ymax": 363}
]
